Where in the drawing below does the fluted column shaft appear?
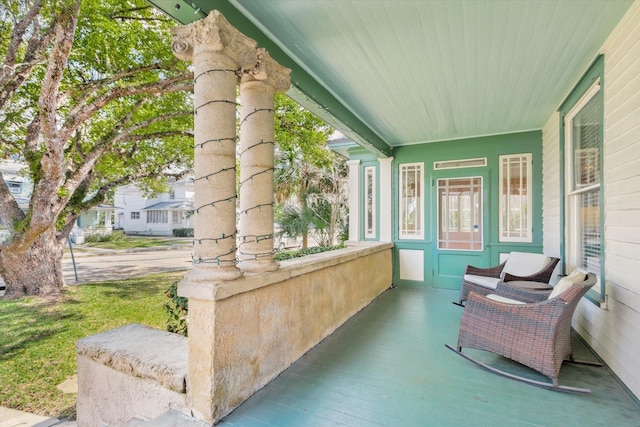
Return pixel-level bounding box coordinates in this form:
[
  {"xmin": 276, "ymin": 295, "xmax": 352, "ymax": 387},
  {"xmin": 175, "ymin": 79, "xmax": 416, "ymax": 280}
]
[{"xmin": 238, "ymin": 49, "xmax": 291, "ymax": 272}]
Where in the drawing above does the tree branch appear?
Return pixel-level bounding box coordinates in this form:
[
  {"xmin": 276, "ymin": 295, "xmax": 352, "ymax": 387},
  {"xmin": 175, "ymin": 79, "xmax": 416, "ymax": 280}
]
[
  {"xmin": 38, "ymin": 0, "xmax": 81, "ymax": 142},
  {"xmin": 61, "ymin": 75, "xmax": 193, "ymax": 144},
  {"xmin": 3, "ymin": 0, "xmax": 42, "ymax": 69},
  {"xmin": 0, "ymin": 1, "xmax": 56, "ymax": 110},
  {"xmin": 121, "ymin": 130, "xmax": 194, "ymax": 143}
]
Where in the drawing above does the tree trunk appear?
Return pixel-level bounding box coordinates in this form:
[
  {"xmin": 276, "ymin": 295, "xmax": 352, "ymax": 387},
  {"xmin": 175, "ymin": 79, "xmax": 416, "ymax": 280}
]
[{"xmin": 0, "ymin": 228, "xmax": 65, "ymax": 299}]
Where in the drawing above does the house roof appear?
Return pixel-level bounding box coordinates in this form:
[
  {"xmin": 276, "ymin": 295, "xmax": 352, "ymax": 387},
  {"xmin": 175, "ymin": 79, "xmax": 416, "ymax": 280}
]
[
  {"xmin": 150, "ymin": 0, "xmax": 633, "ymax": 156},
  {"xmin": 143, "ymin": 201, "xmax": 193, "ymax": 210}
]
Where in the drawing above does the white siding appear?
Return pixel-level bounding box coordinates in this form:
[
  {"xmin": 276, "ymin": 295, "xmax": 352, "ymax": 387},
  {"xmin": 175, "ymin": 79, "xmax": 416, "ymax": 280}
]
[
  {"xmin": 543, "ymin": 1, "xmax": 640, "ymax": 399},
  {"xmin": 542, "ymin": 112, "xmax": 561, "ymax": 259}
]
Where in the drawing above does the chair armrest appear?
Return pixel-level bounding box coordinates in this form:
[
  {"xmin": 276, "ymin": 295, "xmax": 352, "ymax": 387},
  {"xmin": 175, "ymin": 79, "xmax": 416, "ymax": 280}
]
[
  {"xmin": 465, "ymin": 261, "xmax": 506, "ymax": 278},
  {"xmin": 494, "ymin": 281, "xmax": 551, "ymax": 303}
]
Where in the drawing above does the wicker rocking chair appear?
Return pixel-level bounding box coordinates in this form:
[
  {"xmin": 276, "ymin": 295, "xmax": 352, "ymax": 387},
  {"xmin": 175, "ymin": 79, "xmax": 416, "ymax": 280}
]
[
  {"xmin": 455, "ymin": 252, "xmax": 560, "ymax": 306},
  {"xmin": 446, "ymin": 272, "xmax": 601, "ymax": 394}
]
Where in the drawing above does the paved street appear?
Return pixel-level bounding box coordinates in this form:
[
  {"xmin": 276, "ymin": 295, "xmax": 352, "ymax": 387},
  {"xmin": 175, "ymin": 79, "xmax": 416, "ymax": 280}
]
[{"xmin": 62, "ymin": 246, "xmax": 193, "ymax": 285}]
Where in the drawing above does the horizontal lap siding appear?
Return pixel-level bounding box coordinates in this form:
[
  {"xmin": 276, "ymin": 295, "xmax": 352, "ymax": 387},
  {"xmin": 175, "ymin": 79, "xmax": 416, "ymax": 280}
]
[
  {"xmin": 577, "ymin": 1, "xmax": 640, "ymax": 399},
  {"xmin": 542, "ymin": 111, "xmax": 561, "ymax": 259}
]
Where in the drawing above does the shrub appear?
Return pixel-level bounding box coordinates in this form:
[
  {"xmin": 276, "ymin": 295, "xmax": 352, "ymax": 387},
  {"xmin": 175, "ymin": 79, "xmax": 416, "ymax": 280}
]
[
  {"xmin": 164, "ymin": 281, "xmax": 188, "ymax": 336},
  {"xmin": 172, "ymin": 228, "xmax": 194, "ymax": 237},
  {"xmin": 84, "ymin": 230, "xmax": 126, "ymax": 243},
  {"xmin": 274, "ymin": 244, "xmax": 345, "ymax": 261}
]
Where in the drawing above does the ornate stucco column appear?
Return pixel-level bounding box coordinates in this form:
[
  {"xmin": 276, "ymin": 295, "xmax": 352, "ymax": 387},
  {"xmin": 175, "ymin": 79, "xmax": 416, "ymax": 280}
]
[
  {"xmin": 173, "ymin": 12, "xmax": 258, "ymax": 282},
  {"xmin": 171, "ymin": 11, "xmax": 257, "ymax": 423},
  {"xmin": 238, "ymin": 49, "xmax": 291, "ymax": 272}
]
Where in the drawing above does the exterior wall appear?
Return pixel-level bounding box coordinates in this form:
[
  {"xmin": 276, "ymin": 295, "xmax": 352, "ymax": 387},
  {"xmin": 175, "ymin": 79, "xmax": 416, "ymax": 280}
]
[
  {"xmin": 180, "ymin": 242, "xmax": 393, "ymax": 423},
  {"xmin": 542, "ymin": 1, "xmax": 640, "ymax": 399},
  {"xmin": 114, "ymin": 183, "xmax": 194, "ymax": 236},
  {"xmin": 541, "ymin": 112, "xmax": 562, "ymax": 271},
  {"xmin": 390, "ymin": 131, "xmax": 544, "ymax": 288}
]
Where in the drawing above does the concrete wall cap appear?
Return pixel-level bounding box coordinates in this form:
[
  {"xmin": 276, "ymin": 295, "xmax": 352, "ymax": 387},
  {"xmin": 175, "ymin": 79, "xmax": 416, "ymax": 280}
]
[{"xmin": 76, "ymin": 323, "xmax": 187, "ymax": 393}]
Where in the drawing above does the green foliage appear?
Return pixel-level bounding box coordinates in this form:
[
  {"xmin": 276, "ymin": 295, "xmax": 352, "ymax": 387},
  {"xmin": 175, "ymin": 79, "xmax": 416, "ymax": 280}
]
[
  {"xmin": 0, "ymin": 0, "xmax": 194, "ymax": 237},
  {"xmin": 274, "ymin": 244, "xmax": 346, "ymax": 261},
  {"xmin": 163, "ymin": 281, "xmax": 188, "ymax": 336},
  {"xmin": 83, "ymin": 230, "xmax": 125, "ymax": 243},
  {"xmin": 172, "ymin": 228, "xmax": 193, "ymax": 237}
]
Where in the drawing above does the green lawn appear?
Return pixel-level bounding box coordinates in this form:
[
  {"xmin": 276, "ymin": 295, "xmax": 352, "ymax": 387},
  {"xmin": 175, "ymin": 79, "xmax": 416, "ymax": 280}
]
[
  {"xmin": 0, "ymin": 272, "xmax": 182, "ymax": 419},
  {"xmin": 80, "ymin": 236, "xmax": 191, "ymax": 250}
]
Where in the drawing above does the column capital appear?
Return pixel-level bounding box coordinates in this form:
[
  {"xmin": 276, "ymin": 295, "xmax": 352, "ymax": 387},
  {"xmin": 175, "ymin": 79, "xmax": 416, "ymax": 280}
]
[
  {"xmin": 172, "ymin": 10, "xmax": 258, "ymax": 69},
  {"xmin": 241, "ymin": 48, "xmax": 291, "ymax": 93}
]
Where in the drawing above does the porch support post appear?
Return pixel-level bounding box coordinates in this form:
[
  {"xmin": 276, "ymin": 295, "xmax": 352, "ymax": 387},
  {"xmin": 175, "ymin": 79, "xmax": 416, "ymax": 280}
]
[
  {"xmin": 171, "ymin": 11, "xmax": 258, "ymax": 423},
  {"xmin": 238, "ymin": 49, "xmax": 291, "ymax": 272},
  {"xmin": 378, "ymin": 157, "xmax": 393, "ymax": 242},
  {"xmin": 346, "ymin": 159, "xmax": 361, "ymax": 242}
]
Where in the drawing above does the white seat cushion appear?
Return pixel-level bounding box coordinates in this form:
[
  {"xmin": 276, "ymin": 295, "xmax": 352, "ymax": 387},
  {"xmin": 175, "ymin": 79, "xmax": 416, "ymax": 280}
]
[
  {"xmin": 464, "ymin": 274, "xmax": 501, "ymax": 290},
  {"xmin": 501, "ymin": 252, "xmax": 551, "ymax": 278},
  {"xmin": 486, "ymin": 294, "xmax": 525, "ymax": 304},
  {"xmin": 548, "ymin": 269, "xmax": 587, "ymax": 299}
]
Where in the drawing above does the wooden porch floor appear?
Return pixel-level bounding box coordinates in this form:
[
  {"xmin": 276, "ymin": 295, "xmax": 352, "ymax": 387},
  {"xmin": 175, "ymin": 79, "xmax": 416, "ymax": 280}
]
[{"xmin": 219, "ymin": 287, "xmax": 640, "ymax": 426}]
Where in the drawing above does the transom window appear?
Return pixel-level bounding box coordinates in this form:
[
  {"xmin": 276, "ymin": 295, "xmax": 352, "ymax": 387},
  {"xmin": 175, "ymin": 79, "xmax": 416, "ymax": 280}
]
[{"xmin": 399, "ymin": 163, "xmax": 424, "ymax": 239}]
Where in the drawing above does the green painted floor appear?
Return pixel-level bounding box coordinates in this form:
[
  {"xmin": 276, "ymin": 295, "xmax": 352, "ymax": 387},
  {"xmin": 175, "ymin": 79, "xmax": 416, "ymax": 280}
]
[{"xmin": 219, "ymin": 287, "xmax": 640, "ymax": 426}]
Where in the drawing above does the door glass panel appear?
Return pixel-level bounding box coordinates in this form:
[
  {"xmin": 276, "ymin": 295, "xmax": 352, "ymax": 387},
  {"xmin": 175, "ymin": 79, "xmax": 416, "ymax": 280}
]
[{"xmin": 438, "ymin": 177, "xmax": 482, "ymax": 250}]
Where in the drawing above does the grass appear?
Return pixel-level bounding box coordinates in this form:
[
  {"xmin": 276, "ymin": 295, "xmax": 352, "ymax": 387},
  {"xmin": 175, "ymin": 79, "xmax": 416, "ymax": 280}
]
[
  {"xmin": 80, "ymin": 236, "xmax": 191, "ymax": 250},
  {"xmin": 0, "ymin": 271, "xmax": 182, "ymax": 419}
]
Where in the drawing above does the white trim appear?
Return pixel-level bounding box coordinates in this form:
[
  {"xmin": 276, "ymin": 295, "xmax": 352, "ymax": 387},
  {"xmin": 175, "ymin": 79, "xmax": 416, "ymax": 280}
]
[
  {"xmin": 378, "ymin": 157, "xmax": 393, "ymax": 242},
  {"xmin": 346, "ymin": 160, "xmax": 361, "ymax": 242}
]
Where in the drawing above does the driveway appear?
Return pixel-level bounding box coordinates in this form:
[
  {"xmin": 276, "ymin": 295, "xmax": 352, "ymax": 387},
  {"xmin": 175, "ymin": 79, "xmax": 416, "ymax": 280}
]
[{"xmin": 62, "ymin": 246, "xmax": 193, "ymax": 284}]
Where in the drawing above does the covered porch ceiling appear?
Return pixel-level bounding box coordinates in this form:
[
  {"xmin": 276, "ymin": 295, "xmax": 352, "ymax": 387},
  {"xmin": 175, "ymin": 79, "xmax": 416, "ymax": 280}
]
[{"xmin": 150, "ymin": 0, "xmax": 633, "ymax": 157}]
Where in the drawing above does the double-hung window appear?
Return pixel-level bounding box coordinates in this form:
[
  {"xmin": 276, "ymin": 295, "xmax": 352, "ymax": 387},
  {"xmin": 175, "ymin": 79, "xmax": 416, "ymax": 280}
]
[{"xmin": 563, "ymin": 75, "xmax": 603, "ymax": 296}]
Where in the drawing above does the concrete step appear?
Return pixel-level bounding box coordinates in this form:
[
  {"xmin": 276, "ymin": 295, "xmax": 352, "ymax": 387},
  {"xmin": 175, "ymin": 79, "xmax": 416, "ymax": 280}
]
[{"xmin": 123, "ymin": 410, "xmax": 208, "ymax": 427}]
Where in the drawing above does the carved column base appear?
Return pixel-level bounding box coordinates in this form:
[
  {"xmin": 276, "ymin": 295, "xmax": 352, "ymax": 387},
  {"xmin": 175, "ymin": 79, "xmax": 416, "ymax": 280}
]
[{"xmin": 238, "ymin": 259, "xmax": 280, "ymax": 274}]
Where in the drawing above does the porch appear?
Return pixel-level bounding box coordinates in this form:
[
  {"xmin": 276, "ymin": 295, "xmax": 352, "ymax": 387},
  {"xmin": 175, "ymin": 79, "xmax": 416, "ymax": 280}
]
[{"xmin": 219, "ymin": 286, "xmax": 640, "ymax": 426}]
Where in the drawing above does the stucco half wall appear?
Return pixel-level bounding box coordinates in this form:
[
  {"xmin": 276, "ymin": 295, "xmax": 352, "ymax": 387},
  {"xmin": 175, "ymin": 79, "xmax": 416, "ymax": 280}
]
[{"xmin": 180, "ymin": 241, "xmax": 394, "ymax": 423}]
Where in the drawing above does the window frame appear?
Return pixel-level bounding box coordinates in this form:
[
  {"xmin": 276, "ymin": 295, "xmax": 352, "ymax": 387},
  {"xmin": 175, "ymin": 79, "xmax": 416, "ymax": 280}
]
[
  {"xmin": 498, "ymin": 153, "xmax": 533, "ymax": 243},
  {"xmin": 130, "ymin": 211, "xmax": 140, "ymax": 220},
  {"xmin": 146, "ymin": 210, "xmax": 168, "ymax": 224},
  {"xmin": 559, "ymin": 54, "xmax": 605, "ymax": 305},
  {"xmin": 398, "ymin": 162, "xmax": 424, "ymax": 240}
]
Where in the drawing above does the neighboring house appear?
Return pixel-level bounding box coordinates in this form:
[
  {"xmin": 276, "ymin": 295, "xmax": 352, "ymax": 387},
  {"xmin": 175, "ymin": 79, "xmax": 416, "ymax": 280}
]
[
  {"xmin": 1, "ymin": 159, "xmax": 116, "ymax": 243},
  {"xmin": 152, "ymin": 0, "xmax": 640, "ymax": 402},
  {"xmin": 0, "ymin": 159, "xmax": 32, "ymax": 208},
  {"xmin": 113, "ymin": 176, "xmax": 194, "ymax": 236}
]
